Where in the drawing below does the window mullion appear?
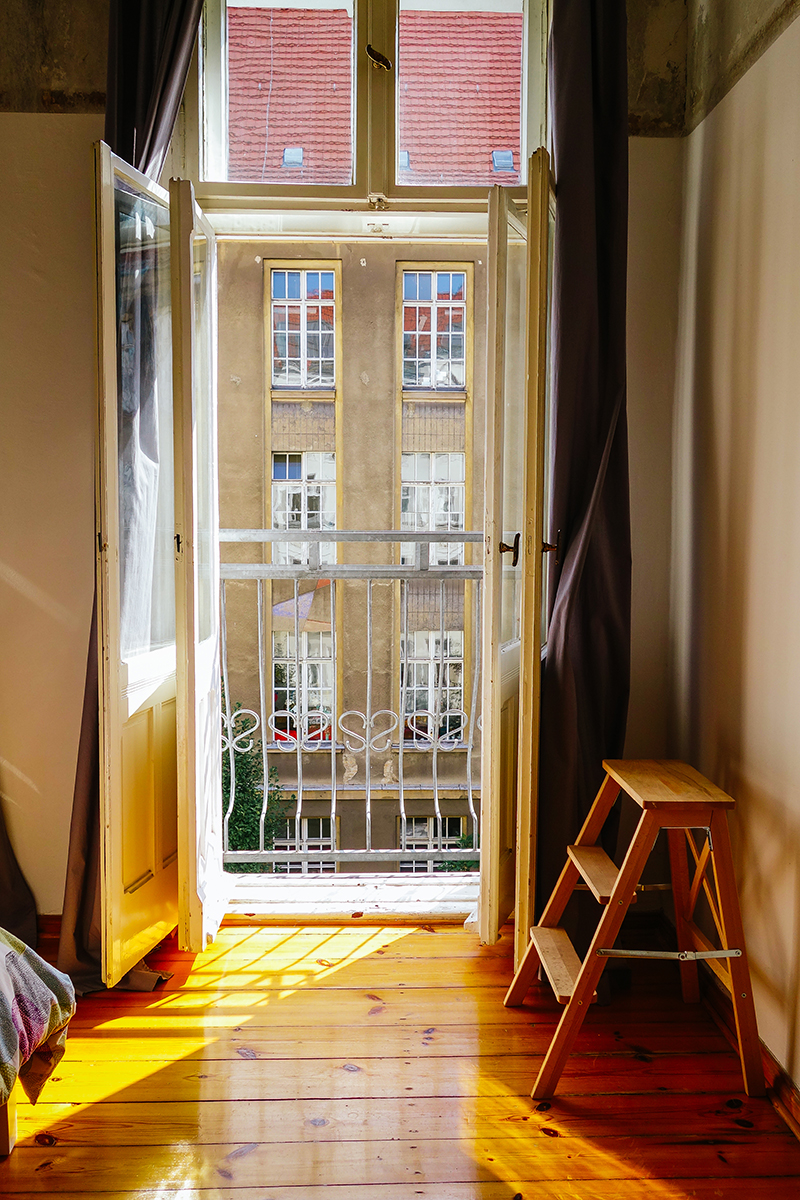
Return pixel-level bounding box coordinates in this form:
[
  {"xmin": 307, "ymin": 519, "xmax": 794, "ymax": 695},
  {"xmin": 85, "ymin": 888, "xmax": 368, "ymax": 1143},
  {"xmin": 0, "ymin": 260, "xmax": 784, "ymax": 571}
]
[
  {"xmin": 300, "ymin": 290, "xmax": 307, "ymax": 390},
  {"xmin": 365, "ymin": 0, "xmax": 397, "ymax": 197}
]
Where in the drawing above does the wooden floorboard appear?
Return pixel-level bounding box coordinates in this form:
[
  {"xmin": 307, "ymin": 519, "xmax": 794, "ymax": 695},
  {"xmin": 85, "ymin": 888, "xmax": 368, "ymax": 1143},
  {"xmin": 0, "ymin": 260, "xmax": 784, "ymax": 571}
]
[{"xmin": 3, "ymin": 921, "xmax": 800, "ymax": 1197}]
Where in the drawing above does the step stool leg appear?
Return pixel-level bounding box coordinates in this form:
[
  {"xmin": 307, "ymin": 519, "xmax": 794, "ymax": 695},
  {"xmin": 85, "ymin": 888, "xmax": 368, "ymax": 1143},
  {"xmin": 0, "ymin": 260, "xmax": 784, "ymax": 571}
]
[
  {"xmin": 667, "ymin": 828, "xmax": 701, "ymax": 1004},
  {"xmin": 506, "ymin": 773, "xmax": 621, "ymax": 1007},
  {"xmin": 709, "ymin": 810, "xmax": 765, "ymax": 1097},
  {"xmin": 532, "ymin": 809, "xmax": 661, "ymax": 1100},
  {"xmin": 504, "ymin": 930, "xmax": 542, "ymax": 1006}
]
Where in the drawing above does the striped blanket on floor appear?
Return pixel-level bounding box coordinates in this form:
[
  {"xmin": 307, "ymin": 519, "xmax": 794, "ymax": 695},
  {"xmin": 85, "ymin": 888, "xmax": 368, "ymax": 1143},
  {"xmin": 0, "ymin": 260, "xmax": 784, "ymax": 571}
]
[{"xmin": 0, "ymin": 928, "xmax": 75, "ymax": 1104}]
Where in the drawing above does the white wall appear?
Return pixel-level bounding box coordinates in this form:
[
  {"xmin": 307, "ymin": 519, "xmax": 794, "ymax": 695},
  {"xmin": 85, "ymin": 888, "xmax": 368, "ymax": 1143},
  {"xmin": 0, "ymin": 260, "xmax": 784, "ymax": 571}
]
[
  {"xmin": 672, "ymin": 17, "xmax": 800, "ymax": 1083},
  {"xmin": 0, "ymin": 115, "xmax": 102, "ymax": 914},
  {"xmin": 626, "ymin": 136, "xmax": 684, "ymax": 760}
]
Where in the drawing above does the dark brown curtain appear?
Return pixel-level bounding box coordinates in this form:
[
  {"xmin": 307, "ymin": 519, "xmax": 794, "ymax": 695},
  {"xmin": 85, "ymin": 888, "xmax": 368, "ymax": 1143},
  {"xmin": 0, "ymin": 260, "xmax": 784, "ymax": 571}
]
[
  {"xmin": 105, "ymin": 0, "xmax": 204, "ymax": 182},
  {"xmin": 58, "ymin": 0, "xmax": 202, "ymax": 993},
  {"xmin": 535, "ymin": 0, "xmax": 631, "ymax": 915},
  {"xmin": 0, "ymin": 810, "xmax": 37, "ymax": 948}
]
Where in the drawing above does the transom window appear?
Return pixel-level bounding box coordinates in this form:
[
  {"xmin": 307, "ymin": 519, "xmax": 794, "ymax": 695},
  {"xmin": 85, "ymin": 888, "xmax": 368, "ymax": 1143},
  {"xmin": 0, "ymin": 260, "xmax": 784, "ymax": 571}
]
[
  {"xmin": 207, "ymin": 0, "xmax": 538, "ymax": 198},
  {"xmin": 401, "ymin": 452, "xmax": 465, "ymax": 566},
  {"xmin": 272, "ymin": 630, "xmax": 334, "ymax": 742},
  {"xmin": 271, "ymin": 269, "xmax": 336, "ymax": 389},
  {"xmin": 402, "ymin": 271, "xmax": 466, "ymax": 390},
  {"xmin": 274, "ymin": 816, "xmax": 335, "ymax": 874},
  {"xmin": 400, "ymin": 816, "xmax": 466, "ymax": 874},
  {"xmin": 401, "ymin": 629, "xmax": 464, "ymax": 742},
  {"xmin": 272, "ymin": 451, "xmax": 336, "ymax": 565}
]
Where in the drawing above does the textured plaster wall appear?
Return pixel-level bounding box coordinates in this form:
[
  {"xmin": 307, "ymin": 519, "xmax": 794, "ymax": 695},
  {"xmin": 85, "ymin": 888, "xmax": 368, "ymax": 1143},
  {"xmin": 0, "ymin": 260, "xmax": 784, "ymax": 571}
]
[
  {"xmin": 687, "ymin": 0, "xmax": 800, "ymax": 129},
  {"xmin": 0, "ymin": 0, "xmax": 108, "ymax": 112},
  {"xmin": 672, "ymin": 15, "xmax": 800, "ymax": 1083},
  {"xmin": 628, "ymin": 0, "xmax": 688, "ymax": 135}
]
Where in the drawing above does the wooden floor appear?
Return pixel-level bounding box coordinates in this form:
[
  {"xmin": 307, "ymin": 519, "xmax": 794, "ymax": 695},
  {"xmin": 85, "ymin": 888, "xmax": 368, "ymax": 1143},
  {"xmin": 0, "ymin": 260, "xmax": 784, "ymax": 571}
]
[{"xmin": 3, "ymin": 921, "xmax": 800, "ymax": 1198}]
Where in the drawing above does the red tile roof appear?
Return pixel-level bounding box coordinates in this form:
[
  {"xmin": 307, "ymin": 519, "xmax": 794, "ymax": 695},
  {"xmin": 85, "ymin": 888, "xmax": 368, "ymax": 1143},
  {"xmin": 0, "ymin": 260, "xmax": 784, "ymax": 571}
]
[
  {"xmin": 227, "ymin": 7, "xmax": 523, "ymax": 188},
  {"xmin": 228, "ymin": 8, "xmax": 353, "ymax": 184},
  {"xmin": 398, "ymin": 11, "xmax": 523, "ymax": 187}
]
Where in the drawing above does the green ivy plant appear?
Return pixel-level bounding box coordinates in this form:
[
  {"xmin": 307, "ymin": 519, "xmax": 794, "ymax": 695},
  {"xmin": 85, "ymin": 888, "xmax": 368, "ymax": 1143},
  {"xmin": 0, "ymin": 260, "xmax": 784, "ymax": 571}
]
[
  {"xmin": 222, "ymin": 706, "xmax": 293, "ymax": 874},
  {"xmin": 436, "ymin": 833, "xmax": 479, "ymax": 872}
]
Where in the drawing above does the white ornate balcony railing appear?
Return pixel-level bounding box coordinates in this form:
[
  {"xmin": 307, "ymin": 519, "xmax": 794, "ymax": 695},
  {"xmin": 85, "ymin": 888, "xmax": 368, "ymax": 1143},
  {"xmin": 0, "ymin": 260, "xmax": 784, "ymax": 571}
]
[{"xmin": 220, "ymin": 529, "xmax": 482, "ymax": 870}]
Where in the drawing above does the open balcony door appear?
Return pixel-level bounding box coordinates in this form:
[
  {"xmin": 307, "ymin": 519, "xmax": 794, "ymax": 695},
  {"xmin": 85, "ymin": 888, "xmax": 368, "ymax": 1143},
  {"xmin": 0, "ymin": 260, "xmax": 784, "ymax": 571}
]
[
  {"xmin": 171, "ymin": 179, "xmax": 226, "ymax": 951},
  {"xmin": 480, "ymin": 151, "xmax": 550, "ymax": 958},
  {"xmin": 96, "ymin": 146, "xmax": 226, "ymax": 985},
  {"xmin": 95, "ymin": 144, "xmax": 181, "ymax": 985}
]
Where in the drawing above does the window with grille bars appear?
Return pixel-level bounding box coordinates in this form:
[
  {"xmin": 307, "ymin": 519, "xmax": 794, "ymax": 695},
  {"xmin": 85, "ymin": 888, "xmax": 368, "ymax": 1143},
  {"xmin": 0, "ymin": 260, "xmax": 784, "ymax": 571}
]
[
  {"xmin": 272, "ymin": 630, "xmax": 334, "ymax": 742},
  {"xmin": 402, "ymin": 271, "xmax": 466, "ymax": 390},
  {"xmin": 400, "ymin": 816, "xmax": 466, "ymax": 874},
  {"xmin": 271, "ymin": 269, "xmax": 336, "ymax": 388},
  {"xmin": 400, "ymin": 451, "xmax": 465, "ymax": 566},
  {"xmin": 273, "ymin": 816, "xmax": 335, "ymax": 874},
  {"xmin": 400, "ymin": 630, "xmax": 464, "ymax": 742},
  {"xmin": 272, "ymin": 451, "xmax": 336, "ymax": 565}
]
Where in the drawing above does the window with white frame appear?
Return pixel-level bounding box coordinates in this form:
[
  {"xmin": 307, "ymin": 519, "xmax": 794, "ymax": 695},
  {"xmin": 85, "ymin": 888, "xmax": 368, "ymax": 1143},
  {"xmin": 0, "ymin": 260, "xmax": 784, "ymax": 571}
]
[
  {"xmin": 271, "ymin": 269, "xmax": 336, "ymax": 389},
  {"xmin": 204, "ymin": 0, "xmax": 543, "ymax": 198},
  {"xmin": 400, "ymin": 452, "xmax": 465, "ymax": 566},
  {"xmin": 400, "ymin": 629, "xmax": 464, "ymax": 741},
  {"xmin": 272, "ymin": 630, "xmax": 334, "ymax": 742},
  {"xmin": 400, "ymin": 815, "xmax": 467, "ymax": 874},
  {"xmin": 273, "ymin": 816, "xmax": 336, "ymax": 874},
  {"xmin": 402, "ymin": 271, "xmax": 466, "ymax": 390},
  {"xmin": 272, "ymin": 451, "xmax": 336, "ymax": 565}
]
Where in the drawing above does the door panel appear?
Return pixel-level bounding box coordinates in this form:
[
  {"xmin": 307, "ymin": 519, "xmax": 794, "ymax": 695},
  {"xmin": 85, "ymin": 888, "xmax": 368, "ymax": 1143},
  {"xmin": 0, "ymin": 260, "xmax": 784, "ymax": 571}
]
[
  {"xmin": 480, "ymin": 185, "xmax": 524, "ymax": 944},
  {"xmin": 480, "ymin": 150, "xmax": 550, "ymax": 950},
  {"xmin": 171, "ymin": 178, "xmax": 226, "ymax": 951},
  {"xmin": 513, "ymin": 149, "xmax": 552, "ymax": 969},
  {"xmin": 95, "ymin": 142, "xmax": 180, "ymax": 986}
]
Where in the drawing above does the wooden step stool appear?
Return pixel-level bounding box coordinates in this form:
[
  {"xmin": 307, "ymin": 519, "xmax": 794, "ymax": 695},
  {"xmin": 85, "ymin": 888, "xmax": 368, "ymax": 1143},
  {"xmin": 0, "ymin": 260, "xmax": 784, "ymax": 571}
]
[{"xmin": 505, "ymin": 759, "xmax": 764, "ymax": 1100}]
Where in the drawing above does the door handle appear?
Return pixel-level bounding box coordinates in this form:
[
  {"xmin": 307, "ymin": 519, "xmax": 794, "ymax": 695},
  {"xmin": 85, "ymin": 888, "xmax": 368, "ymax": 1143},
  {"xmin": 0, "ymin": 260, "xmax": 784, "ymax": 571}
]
[{"xmin": 499, "ymin": 532, "xmax": 521, "ymax": 567}]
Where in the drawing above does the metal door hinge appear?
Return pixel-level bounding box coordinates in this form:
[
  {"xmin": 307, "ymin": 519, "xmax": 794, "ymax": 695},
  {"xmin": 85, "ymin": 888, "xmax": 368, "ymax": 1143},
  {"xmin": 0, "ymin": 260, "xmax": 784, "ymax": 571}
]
[{"xmin": 542, "ymin": 529, "xmax": 561, "ymax": 566}]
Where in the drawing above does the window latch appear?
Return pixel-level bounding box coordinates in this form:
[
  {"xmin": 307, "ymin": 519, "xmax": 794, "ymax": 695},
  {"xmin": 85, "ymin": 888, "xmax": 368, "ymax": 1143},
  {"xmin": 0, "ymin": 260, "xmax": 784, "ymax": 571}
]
[
  {"xmin": 498, "ymin": 532, "xmax": 521, "ymax": 567},
  {"xmin": 366, "ymin": 44, "xmax": 393, "ymax": 71}
]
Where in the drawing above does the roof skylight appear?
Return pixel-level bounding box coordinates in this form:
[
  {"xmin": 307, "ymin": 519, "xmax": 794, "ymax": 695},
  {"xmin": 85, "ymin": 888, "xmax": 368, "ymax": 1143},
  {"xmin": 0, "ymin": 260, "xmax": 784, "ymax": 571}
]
[{"xmin": 492, "ymin": 150, "xmax": 514, "ymax": 172}]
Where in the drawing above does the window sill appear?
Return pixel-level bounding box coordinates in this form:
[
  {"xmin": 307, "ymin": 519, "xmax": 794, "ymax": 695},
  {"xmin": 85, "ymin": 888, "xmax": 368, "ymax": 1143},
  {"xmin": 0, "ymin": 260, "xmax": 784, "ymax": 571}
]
[
  {"xmin": 402, "ymin": 390, "xmax": 467, "ymax": 404},
  {"xmin": 271, "ymin": 389, "xmax": 337, "ymax": 403}
]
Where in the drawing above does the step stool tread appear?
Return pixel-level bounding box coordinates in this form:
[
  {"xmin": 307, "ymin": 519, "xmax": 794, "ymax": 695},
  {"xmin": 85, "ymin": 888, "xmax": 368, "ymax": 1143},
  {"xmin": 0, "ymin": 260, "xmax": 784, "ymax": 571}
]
[
  {"xmin": 567, "ymin": 844, "xmax": 621, "ymax": 904},
  {"xmin": 530, "ymin": 926, "xmax": 596, "ymax": 1005},
  {"xmin": 603, "ymin": 760, "xmax": 735, "ymax": 810}
]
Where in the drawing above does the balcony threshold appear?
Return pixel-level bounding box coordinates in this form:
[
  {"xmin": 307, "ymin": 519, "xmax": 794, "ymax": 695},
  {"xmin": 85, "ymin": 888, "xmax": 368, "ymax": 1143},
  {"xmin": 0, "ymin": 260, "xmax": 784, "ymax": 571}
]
[{"xmin": 224, "ymin": 871, "xmax": 480, "ymax": 924}]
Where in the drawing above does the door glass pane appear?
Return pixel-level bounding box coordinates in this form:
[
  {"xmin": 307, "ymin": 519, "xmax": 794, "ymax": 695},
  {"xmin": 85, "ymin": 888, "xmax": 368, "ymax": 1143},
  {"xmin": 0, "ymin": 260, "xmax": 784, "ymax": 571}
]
[
  {"xmin": 193, "ymin": 233, "xmax": 214, "ymax": 644},
  {"xmin": 397, "ymin": 1, "xmax": 524, "ymax": 187},
  {"xmin": 115, "ymin": 184, "xmax": 175, "ymax": 657},
  {"xmin": 227, "ymin": 0, "xmax": 354, "ymax": 184},
  {"xmin": 500, "ymin": 215, "xmax": 527, "ymax": 645}
]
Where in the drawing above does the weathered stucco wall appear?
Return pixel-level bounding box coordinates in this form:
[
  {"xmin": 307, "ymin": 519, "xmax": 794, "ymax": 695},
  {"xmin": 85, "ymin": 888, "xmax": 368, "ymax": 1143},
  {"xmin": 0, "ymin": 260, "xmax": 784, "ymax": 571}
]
[
  {"xmin": 627, "ymin": 0, "xmax": 800, "ymax": 135},
  {"xmin": 0, "ymin": 0, "xmax": 108, "ymax": 112},
  {"xmin": 628, "ymin": 0, "xmax": 688, "ymax": 135},
  {"xmin": 687, "ymin": 0, "xmax": 800, "ymax": 129}
]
